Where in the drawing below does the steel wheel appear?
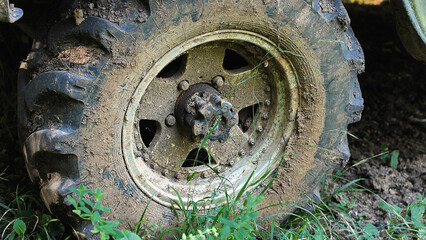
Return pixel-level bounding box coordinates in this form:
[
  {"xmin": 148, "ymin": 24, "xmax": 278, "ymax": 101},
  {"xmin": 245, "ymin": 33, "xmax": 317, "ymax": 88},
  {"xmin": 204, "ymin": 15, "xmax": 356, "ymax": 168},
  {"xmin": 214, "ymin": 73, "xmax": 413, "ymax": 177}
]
[{"xmin": 123, "ymin": 30, "xmax": 298, "ymax": 207}]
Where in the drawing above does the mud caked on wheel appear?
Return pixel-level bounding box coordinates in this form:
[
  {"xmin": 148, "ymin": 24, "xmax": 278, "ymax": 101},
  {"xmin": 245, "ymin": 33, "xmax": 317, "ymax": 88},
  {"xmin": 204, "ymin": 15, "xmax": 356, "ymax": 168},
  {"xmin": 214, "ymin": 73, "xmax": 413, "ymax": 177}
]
[{"xmin": 18, "ymin": 0, "xmax": 364, "ymax": 237}]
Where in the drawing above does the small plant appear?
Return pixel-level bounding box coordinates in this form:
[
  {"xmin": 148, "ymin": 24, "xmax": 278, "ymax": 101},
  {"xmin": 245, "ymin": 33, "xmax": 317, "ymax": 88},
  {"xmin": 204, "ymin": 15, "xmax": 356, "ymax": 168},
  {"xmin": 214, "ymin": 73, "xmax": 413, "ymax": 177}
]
[
  {"xmin": 380, "ymin": 145, "xmax": 399, "ymax": 169},
  {"xmin": 166, "ymin": 169, "xmax": 267, "ymax": 240},
  {"xmin": 67, "ymin": 184, "xmax": 142, "ymax": 240},
  {"xmin": 0, "ymin": 187, "xmax": 65, "ymax": 239},
  {"xmin": 379, "ymin": 194, "xmax": 426, "ymax": 239}
]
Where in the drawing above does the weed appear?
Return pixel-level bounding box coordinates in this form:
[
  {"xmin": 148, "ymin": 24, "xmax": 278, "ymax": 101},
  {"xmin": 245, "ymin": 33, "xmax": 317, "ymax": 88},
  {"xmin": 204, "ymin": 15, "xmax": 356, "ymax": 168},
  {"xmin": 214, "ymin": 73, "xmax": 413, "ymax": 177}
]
[
  {"xmin": 0, "ymin": 187, "xmax": 65, "ymax": 239},
  {"xmin": 63, "ymin": 166, "xmax": 426, "ymax": 240},
  {"xmin": 380, "ymin": 145, "xmax": 399, "ymax": 169},
  {"xmin": 67, "ymin": 184, "xmax": 141, "ymax": 240}
]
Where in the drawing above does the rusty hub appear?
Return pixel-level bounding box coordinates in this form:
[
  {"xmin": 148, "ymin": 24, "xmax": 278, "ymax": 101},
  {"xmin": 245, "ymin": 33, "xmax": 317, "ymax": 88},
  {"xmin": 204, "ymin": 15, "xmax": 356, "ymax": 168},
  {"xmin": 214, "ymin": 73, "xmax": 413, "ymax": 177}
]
[{"xmin": 175, "ymin": 83, "xmax": 238, "ymax": 143}]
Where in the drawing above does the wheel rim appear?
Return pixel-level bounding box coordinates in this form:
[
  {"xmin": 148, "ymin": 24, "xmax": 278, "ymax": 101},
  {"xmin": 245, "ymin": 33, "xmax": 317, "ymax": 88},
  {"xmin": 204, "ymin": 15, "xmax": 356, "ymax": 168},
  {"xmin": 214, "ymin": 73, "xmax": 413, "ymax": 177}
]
[{"xmin": 122, "ymin": 30, "xmax": 299, "ymax": 207}]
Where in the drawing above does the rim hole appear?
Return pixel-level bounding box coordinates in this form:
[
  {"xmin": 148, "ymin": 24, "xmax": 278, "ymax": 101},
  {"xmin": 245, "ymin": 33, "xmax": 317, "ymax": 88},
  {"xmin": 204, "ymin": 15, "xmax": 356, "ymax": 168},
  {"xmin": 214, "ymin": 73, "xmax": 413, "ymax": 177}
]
[
  {"xmin": 223, "ymin": 49, "xmax": 249, "ymax": 71},
  {"xmin": 238, "ymin": 104, "xmax": 259, "ymax": 133},
  {"xmin": 158, "ymin": 54, "xmax": 187, "ymax": 78},
  {"xmin": 139, "ymin": 120, "xmax": 158, "ymax": 147},
  {"xmin": 182, "ymin": 148, "xmax": 215, "ymax": 167}
]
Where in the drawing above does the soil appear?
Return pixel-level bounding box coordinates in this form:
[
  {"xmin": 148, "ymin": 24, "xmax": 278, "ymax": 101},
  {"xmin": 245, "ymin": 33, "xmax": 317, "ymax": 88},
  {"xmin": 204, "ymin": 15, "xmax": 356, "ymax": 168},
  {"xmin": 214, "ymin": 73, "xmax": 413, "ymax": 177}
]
[{"xmin": 333, "ymin": 1, "xmax": 426, "ymax": 228}]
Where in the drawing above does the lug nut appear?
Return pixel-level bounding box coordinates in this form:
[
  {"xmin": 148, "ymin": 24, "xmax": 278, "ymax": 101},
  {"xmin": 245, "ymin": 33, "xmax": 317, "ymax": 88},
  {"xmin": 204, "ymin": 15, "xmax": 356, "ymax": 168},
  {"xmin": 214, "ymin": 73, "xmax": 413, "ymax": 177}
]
[
  {"xmin": 162, "ymin": 169, "xmax": 169, "ymax": 176},
  {"xmin": 262, "ymin": 113, "xmax": 269, "ymax": 119},
  {"xmin": 256, "ymin": 126, "xmax": 263, "ymax": 132},
  {"xmin": 178, "ymin": 80, "xmax": 189, "ymax": 91},
  {"xmin": 201, "ymin": 172, "xmax": 209, "ymax": 178},
  {"xmin": 238, "ymin": 150, "xmax": 246, "ymax": 156},
  {"xmin": 265, "ymin": 85, "xmax": 271, "ymax": 92},
  {"xmin": 228, "ymin": 159, "xmax": 234, "ymax": 166},
  {"xmin": 262, "ymin": 73, "xmax": 268, "ymax": 80},
  {"xmin": 142, "ymin": 153, "xmax": 150, "ymax": 161},
  {"xmin": 212, "ymin": 76, "xmax": 224, "ymax": 88},
  {"xmin": 265, "ymin": 99, "xmax": 271, "ymax": 106},
  {"xmin": 165, "ymin": 114, "xmax": 176, "ymax": 126},
  {"xmin": 174, "ymin": 172, "xmax": 181, "ymax": 180},
  {"xmin": 135, "ymin": 151, "xmax": 143, "ymax": 157},
  {"xmin": 249, "ymin": 138, "xmax": 255, "ymax": 145}
]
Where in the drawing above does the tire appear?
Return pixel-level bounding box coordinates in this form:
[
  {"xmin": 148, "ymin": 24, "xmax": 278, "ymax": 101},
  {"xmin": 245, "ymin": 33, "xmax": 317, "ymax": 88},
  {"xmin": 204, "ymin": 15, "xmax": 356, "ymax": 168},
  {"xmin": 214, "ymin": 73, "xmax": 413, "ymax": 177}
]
[{"xmin": 18, "ymin": 0, "xmax": 364, "ymax": 237}]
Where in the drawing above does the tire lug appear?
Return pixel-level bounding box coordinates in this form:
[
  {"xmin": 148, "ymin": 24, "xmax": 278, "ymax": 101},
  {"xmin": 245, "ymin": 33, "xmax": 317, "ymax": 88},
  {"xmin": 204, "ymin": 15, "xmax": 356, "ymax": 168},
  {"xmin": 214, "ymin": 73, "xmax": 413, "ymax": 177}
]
[
  {"xmin": 165, "ymin": 114, "xmax": 176, "ymax": 126},
  {"xmin": 256, "ymin": 126, "xmax": 263, "ymax": 132},
  {"xmin": 212, "ymin": 76, "xmax": 224, "ymax": 88},
  {"xmin": 178, "ymin": 80, "xmax": 189, "ymax": 91}
]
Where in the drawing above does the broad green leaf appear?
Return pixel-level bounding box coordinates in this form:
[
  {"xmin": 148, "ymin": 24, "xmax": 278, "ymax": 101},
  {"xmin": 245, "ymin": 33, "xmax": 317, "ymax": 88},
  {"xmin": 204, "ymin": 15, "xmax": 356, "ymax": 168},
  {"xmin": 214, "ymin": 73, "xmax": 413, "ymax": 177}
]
[
  {"xmin": 67, "ymin": 195, "xmax": 77, "ymax": 208},
  {"xmin": 118, "ymin": 230, "xmax": 142, "ymax": 240},
  {"xmin": 390, "ymin": 150, "xmax": 399, "ymax": 169},
  {"xmin": 13, "ymin": 219, "xmax": 26, "ymax": 235},
  {"xmin": 363, "ymin": 223, "xmax": 379, "ymax": 239}
]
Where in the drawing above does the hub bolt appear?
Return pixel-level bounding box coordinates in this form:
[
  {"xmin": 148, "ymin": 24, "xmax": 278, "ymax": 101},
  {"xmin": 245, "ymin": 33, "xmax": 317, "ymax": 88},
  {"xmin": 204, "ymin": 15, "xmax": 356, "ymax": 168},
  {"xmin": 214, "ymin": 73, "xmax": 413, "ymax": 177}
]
[
  {"xmin": 212, "ymin": 76, "xmax": 224, "ymax": 88},
  {"xmin": 165, "ymin": 114, "xmax": 176, "ymax": 126},
  {"xmin": 178, "ymin": 80, "xmax": 189, "ymax": 91}
]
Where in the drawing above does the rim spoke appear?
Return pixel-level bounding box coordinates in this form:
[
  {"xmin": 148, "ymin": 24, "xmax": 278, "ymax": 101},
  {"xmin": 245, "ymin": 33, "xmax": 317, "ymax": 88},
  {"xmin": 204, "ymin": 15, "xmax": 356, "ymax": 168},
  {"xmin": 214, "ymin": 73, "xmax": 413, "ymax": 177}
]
[
  {"xmin": 149, "ymin": 127, "xmax": 198, "ymax": 170},
  {"xmin": 224, "ymin": 73, "xmax": 270, "ymax": 112},
  {"xmin": 137, "ymin": 77, "xmax": 179, "ymax": 121},
  {"xmin": 182, "ymin": 45, "xmax": 227, "ymax": 83},
  {"xmin": 207, "ymin": 126, "xmax": 249, "ymax": 165}
]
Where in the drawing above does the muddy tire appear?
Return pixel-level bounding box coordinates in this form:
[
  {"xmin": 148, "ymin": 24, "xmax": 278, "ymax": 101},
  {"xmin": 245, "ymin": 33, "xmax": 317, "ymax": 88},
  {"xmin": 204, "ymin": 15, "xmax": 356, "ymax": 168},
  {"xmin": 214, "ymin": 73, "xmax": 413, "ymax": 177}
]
[{"xmin": 18, "ymin": 0, "xmax": 364, "ymax": 237}]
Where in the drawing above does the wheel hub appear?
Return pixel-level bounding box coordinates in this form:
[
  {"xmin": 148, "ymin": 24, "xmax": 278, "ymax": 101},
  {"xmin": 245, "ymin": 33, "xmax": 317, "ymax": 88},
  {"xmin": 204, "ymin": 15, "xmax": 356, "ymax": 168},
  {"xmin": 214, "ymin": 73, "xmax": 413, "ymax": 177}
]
[{"xmin": 175, "ymin": 83, "xmax": 238, "ymax": 143}]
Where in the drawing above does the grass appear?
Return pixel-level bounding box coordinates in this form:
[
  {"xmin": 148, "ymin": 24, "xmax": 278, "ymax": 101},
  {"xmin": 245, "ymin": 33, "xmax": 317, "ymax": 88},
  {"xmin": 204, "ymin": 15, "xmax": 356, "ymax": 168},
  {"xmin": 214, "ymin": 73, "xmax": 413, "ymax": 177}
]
[{"xmin": 43, "ymin": 164, "xmax": 425, "ymax": 240}]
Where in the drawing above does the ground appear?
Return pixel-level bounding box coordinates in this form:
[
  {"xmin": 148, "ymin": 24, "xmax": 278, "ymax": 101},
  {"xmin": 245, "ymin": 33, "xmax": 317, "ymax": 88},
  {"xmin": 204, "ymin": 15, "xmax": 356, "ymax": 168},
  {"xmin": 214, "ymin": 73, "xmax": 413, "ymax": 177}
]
[
  {"xmin": 0, "ymin": 0, "xmax": 424, "ymax": 238},
  {"xmin": 334, "ymin": 2, "xmax": 426, "ymax": 229}
]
